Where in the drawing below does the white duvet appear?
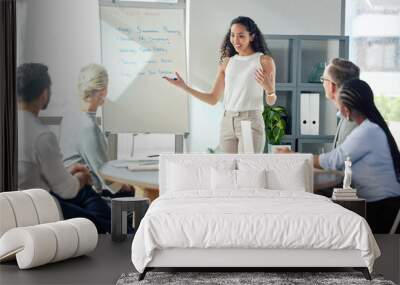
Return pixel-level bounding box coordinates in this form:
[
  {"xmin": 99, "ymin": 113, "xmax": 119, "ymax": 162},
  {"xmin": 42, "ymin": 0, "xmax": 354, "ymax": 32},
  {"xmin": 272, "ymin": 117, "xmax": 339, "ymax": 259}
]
[{"xmin": 131, "ymin": 190, "xmax": 380, "ymax": 273}]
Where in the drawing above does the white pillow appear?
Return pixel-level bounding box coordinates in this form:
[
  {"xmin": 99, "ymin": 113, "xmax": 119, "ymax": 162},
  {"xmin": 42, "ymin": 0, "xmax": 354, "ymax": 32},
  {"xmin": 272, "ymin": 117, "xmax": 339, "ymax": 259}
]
[
  {"xmin": 211, "ymin": 169, "xmax": 267, "ymax": 190},
  {"xmin": 167, "ymin": 160, "xmax": 235, "ymax": 191},
  {"xmin": 236, "ymin": 169, "xmax": 267, "ymax": 189},
  {"xmin": 266, "ymin": 164, "xmax": 307, "ymax": 191},
  {"xmin": 167, "ymin": 163, "xmax": 208, "ymax": 191},
  {"xmin": 211, "ymin": 168, "xmax": 236, "ymax": 190},
  {"xmin": 238, "ymin": 158, "xmax": 309, "ymax": 191}
]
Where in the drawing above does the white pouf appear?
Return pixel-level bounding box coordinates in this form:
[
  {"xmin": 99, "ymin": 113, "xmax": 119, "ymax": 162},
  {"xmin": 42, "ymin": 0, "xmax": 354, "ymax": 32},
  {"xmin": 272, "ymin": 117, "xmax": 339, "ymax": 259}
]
[
  {"xmin": 0, "ymin": 218, "xmax": 97, "ymax": 269},
  {"xmin": 0, "ymin": 189, "xmax": 98, "ymax": 269}
]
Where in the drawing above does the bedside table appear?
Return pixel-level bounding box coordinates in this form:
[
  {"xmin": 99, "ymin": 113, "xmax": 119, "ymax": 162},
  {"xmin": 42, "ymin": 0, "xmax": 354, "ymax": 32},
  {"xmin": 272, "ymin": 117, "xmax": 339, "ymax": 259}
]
[
  {"xmin": 111, "ymin": 197, "xmax": 150, "ymax": 242},
  {"xmin": 331, "ymin": 198, "xmax": 366, "ymax": 218}
]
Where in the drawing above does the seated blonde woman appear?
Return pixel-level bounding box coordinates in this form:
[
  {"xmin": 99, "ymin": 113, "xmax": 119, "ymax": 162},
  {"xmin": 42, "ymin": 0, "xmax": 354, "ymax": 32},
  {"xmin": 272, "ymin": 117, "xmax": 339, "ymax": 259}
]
[{"xmin": 60, "ymin": 63, "xmax": 134, "ymax": 198}]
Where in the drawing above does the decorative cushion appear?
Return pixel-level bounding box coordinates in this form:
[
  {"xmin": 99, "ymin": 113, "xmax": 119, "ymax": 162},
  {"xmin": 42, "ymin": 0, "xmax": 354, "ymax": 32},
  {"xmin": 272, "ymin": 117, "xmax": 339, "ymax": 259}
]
[
  {"xmin": 65, "ymin": 218, "xmax": 98, "ymax": 257},
  {"xmin": 0, "ymin": 225, "xmax": 57, "ymax": 268},
  {"xmin": 211, "ymin": 168, "xmax": 236, "ymax": 190},
  {"xmin": 0, "ymin": 196, "xmax": 17, "ymax": 237},
  {"xmin": 167, "ymin": 163, "xmax": 210, "ymax": 191},
  {"xmin": 167, "ymin": 160, "xmax": 235, "ymax": 191},
  {"xmin": 0, "ymin": 218, "xmax": 97, "ymax": 269},
  {"xmin": 42, "ymin": 221, "xmax": 78, "ymax": 262},
  {"xmin": 238, "ymin": 157, "xmax": 310, "ymax": 191},
  {"xmin": 266, "ymin": 163, "xmax": 307, "ymax": 191},
  {"xmin": 211, "ymin": 169, "xmax": 267, "ymax": 190},
  {"xmin": 24, "ymin": 188, "xmax": 62, "ymax": 223},
  {"xmin": 0, "ymin": 189, "xmax": 61, "ymax": 237},
  {"xmin": 0, "ymin": 191, "xmax": 39, "ymax": 228},
  {"xmin": 236, "ymin": 169, "xmax": 267, "ymax": 189}
]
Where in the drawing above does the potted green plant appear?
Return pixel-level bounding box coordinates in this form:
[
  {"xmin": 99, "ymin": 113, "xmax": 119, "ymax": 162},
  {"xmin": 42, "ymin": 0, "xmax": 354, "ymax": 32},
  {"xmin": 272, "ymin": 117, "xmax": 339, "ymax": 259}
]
[{"xmin": 262, "ymin": 105, "xmax": 289, "ymax": 153}]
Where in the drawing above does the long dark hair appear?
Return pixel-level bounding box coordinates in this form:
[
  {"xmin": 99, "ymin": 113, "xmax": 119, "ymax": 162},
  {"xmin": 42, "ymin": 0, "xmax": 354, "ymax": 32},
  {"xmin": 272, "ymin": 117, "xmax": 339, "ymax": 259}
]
[
  {"xmin": 339, "ymin": 79, "xmax": 400, "ymax": 183},
  {"xmin": 219, "ymin": 16, "xmax": 271, "ymax": 63}
]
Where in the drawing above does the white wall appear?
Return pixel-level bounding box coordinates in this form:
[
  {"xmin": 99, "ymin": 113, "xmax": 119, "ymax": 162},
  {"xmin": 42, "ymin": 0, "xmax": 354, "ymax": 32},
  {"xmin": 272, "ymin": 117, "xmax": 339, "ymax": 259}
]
[
  {"xmin": 188, "ymin": 0, "xmax": 343, "ymax": 152},
  {"xmin": 17, "ymin": 0, "xmax": 101, "ymax": 117},
  {"xmin": 17, "ymin": 0, "xmax": 343, "ymax": 153}
]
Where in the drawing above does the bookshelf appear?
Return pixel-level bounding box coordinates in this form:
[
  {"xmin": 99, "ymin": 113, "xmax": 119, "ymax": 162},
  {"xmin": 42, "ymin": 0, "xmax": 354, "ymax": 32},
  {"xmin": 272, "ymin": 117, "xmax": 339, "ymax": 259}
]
[{"xmin": 264, "ymin": 35, "xmax": 349, "ymax": 154}]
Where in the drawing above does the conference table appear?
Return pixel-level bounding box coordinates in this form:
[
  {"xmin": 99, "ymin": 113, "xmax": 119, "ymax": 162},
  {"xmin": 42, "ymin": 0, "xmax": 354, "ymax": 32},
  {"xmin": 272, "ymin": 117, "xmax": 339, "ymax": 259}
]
[
  {"xmin": 100, "ymin": 160, "xmax": 344, "ymax": 202},
  {"xmin": 100, "ymin": 160, "xmax": 159, "ymax": 201}
]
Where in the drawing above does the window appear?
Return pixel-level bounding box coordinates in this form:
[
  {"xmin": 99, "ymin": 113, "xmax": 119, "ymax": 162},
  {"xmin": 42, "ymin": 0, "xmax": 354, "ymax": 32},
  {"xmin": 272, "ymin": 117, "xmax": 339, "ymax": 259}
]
[
  {"xmin": 353, "ymin": 37, "xmax": 400, "ymax": 71},
  {"xmin": 118, "ymin": 0, "xmax": 178, "ymax": 3},
  {"xmin": 346, "ymin": 0, "xmax": 400, "ymax": 145}
]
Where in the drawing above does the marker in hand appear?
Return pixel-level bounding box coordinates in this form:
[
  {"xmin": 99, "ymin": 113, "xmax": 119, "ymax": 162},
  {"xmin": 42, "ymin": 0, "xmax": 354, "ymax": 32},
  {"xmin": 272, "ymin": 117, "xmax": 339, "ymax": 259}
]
[
  {"xmin": 163, "ymin": 72, "xmax": 186, "ymax": 90},
  {"xmin": 163, "ymin": 76, "xmax": 177, "ymax": 81}
]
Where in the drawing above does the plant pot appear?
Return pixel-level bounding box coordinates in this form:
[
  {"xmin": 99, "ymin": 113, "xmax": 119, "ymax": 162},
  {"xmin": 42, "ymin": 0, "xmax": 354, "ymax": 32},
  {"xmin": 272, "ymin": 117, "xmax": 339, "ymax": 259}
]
[{"xmin": 267, "ymin": 144, "xmax": 291, "ymax": 154}]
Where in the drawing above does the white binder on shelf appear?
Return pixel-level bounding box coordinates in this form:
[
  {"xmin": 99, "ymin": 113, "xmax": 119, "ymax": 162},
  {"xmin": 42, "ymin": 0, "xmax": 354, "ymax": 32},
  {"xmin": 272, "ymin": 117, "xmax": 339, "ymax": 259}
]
[
  {"xmin": 300, "ymin": 93, "xmax": 309, "ymax": 135},
  {"xmin": 300, "ymin": 93, "xmax": 320, "ymax": 135},
  {"xmin": 309, "ymin": 93, "xmax": 320, "ymax": 135}
]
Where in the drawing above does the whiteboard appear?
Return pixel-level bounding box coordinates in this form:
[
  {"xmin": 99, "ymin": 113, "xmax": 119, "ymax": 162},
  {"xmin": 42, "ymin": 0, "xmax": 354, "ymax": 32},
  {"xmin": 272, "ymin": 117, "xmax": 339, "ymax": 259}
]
[{"xmin": 100, "ymin": 6, "xmax": 188, "ymax": 133}]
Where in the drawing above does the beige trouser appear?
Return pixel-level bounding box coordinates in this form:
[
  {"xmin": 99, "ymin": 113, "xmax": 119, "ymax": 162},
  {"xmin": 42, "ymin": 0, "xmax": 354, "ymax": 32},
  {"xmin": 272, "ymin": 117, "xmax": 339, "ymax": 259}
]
[{"xmin": 219, "ymin": 110, "xmax": 266, "ymax": 154}]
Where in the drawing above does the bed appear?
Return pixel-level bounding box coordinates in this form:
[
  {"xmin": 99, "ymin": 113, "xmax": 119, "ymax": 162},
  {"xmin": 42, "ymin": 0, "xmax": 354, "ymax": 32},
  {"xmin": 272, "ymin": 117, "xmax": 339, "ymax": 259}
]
[{"xmin": 131, "ymin": 154, "xmax": 380, "ymax": 280}]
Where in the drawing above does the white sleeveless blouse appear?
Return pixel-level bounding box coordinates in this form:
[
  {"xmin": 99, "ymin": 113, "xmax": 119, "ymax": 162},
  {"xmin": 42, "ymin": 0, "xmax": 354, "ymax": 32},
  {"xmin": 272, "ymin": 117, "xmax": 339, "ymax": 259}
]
[{"xmin": 223, "ymin": 52, "xmax": 264, "ymax": 111}]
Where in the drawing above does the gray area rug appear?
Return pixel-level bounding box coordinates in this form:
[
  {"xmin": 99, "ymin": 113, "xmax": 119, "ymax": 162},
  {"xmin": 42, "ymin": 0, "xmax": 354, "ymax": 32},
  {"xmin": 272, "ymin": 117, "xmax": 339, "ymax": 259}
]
[{"xmin": 116, "ymin": 271, "xmax": 396, "ymax": 285}]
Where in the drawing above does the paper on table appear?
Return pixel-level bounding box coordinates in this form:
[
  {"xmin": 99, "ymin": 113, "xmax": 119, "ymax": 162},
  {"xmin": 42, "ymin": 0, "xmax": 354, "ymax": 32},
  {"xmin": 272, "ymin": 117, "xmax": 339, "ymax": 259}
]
[
  {"xmin": 127, "ymin": 164, "xmax": 159, "ymax": 171},
  {"xmin": 111, "ymin": 157, "xmax": 159, "ymax": 168}
]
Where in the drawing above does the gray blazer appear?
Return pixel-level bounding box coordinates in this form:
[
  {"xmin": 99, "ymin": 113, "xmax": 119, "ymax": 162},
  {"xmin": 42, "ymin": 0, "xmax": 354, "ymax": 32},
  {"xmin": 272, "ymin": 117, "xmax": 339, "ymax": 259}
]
[{"xmin": 333, "ymin": 117, "xmax": 358, "ymax": 148}]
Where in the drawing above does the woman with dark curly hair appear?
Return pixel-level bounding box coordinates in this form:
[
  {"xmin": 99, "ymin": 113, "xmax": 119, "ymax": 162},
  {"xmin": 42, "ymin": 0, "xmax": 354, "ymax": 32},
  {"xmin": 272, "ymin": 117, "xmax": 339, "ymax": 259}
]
[{"xmin": 164, "ymin": 16, "xmax": 276, "ymax": 153}]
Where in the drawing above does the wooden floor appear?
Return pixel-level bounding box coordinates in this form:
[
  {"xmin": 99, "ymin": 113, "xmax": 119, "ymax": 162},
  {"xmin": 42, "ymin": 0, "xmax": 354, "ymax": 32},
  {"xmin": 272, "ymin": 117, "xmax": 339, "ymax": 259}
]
[
  {"xmin": 0, "ymin": 235, "xmax": 398, "ymax": 285},
  {"xmin": 0, "ymin": 235, "xmax": 134, "ymax": 285}
]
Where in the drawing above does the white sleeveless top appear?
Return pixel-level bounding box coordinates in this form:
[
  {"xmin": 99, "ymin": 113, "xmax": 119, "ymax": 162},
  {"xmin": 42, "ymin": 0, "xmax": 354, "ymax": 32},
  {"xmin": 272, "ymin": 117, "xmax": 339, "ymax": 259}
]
[{"xmin": 223, "ymin": 52, "xmax": 264, "ymax": 111}]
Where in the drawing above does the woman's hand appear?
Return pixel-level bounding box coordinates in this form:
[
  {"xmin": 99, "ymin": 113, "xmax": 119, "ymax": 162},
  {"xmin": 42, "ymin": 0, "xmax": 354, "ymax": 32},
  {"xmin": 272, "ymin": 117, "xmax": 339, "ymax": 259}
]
[
  {"xmin": 266, "ymin": 93, "xmax": 277, "ymax": 105},
  {"xmin": 258, "ymin": 56, "xmax": 277, "ymax": 106},
  {"xmin": 255, "ymin": 68, "xmax": 277, "ymax": 105},
  {"xmin": 163, "ymin": 72, "xmax": 187, "ymax": 91},
  {"xmin": 255, "ymin": 68, "xmax": 274, "ymax": 93}
]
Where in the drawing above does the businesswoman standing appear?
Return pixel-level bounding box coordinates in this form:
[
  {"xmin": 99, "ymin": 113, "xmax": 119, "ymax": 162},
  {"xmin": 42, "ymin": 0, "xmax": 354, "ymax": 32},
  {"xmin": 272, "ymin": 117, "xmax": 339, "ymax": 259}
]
[{"xmin": 164, "ymin": 16, "xmax": 276, "ymax": 153}]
